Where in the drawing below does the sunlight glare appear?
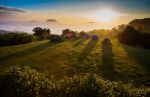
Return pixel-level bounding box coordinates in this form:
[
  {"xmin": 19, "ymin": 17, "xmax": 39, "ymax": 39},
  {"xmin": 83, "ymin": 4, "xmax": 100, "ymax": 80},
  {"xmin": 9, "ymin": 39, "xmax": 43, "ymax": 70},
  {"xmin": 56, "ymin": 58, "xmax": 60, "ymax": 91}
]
[{"xmin": 96, "ymin": 9, "xmax": 118, "ymax": 22}]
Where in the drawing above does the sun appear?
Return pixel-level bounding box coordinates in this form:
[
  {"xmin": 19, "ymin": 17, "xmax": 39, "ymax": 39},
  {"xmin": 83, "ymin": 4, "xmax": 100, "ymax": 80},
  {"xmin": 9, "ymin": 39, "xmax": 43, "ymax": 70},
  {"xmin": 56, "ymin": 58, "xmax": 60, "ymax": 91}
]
[{"xmin": 96, "ymin": 9, "xmax": 118, "ymax": 22}]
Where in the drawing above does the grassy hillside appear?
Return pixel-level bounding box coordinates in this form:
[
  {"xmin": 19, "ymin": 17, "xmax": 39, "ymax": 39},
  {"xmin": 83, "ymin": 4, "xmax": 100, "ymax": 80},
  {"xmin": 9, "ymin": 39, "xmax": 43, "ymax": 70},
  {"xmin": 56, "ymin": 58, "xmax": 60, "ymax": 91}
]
[{"xmin": 0, "ymin": 38, "xmax": 150, "ymax": 86}]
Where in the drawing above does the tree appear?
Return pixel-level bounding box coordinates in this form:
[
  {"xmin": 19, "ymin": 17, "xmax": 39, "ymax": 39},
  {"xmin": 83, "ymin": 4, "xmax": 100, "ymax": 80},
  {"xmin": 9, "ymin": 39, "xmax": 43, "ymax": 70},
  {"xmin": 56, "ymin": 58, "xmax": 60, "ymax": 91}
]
[
  {"xmin": 33, "ymin": 27, "xmax": 51, "ymax": 40},
  {"xmin": 118, "ymin": 24, "xmax": 126, "ymax": 32},
  {"xmin": 61, "ymin": 29, "xmax": 70, "ymax": 37},
  {"xmin": 79, "ymin": 31, "xmax": 86, "ymax": 37},
  {"xmin": 61, "ymin": 29, "xmax": 77, "ymax": 38},
  {"xmin": 118, "ymin": 26, "xmax": 141, "ymax": 46}
]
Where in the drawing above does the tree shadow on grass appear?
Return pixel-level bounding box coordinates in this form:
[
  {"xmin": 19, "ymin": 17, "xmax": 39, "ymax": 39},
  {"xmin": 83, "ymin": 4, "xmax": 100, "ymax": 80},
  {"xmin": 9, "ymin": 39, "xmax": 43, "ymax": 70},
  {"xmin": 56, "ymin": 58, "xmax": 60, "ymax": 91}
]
[
  {"xmin": 120, "ymin": 44, "xmax": 150, "ymax": 86},
  {"xmin": 101, "ymin": 44, "xmax": 118, "ymax": 81},
  {"xmin": 73, "ymin": 38, "xmax": 87, "ymax": 47},
  {"xmin": 78, "ymin": 39, "xmax": 98, "ymax": 62},
  {"xmin": 0, "ymin": 41, "xmax": 63, "ymax": 62},
  {"xmin": 122, "ymin": 44, "xmax": 150, "ymax": 74},
  {"xmin": 75, "ymin": 39, "xmax": 98, "ymax": 73}
]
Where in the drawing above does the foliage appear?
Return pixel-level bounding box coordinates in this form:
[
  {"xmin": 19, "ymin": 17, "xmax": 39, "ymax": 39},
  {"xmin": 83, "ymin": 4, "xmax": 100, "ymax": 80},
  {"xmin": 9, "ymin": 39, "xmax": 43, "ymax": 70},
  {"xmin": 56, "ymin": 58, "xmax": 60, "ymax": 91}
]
[
  {"xmin": 49, "ymin": 34, "xmax": 64, "ymax": 42},
  {"xmin": 61, "ymin": 29, "xmax": 77, "ymax": 38},
  {"xmin": 141, "ymin": 32, "xmax": 150, "ymax": 49},
  {"xmin": 0, "ymin": 66, "xmax": 150, "ymax": 97},
  {"xmin": 118, "ymin": 26, "xmax": 150, "ymax": 49},
  {"xmin": 129, "ymin": 18, "xmax": 150, "ymax": 33},
  {"xmin": 78, "ymin": 31, "xmax": 90, "ymax": 39},
  {"xmin": 79, "ymin": 31, "xmax": 86, "ymax": 37},
  {"xmin": 118, "ymin": 26, "xmax": 141, "ymax": 46},
  {"xmin": 118, "ymin": 24, "xmax": 127, "ymax": 32},
  {"xmin": 0, "ymin": 66, "xmax": 50, "ymax": 97},
  {"xmin": 0, "ymin": 32, "xmax": 38, "ymax": 46},
  {"xmin": 33, "ymin": 27, "xmax": 51, "ymax": 40}
]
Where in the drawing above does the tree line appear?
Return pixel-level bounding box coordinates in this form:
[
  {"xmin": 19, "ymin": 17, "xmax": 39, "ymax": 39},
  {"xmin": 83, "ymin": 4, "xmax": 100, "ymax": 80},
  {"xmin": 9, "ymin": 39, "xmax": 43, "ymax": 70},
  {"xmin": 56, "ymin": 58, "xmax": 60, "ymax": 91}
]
[
  {"xmin": 0, "ymin": 27, "xmax": 51, "ymax": 46},
  {"xmin": 1, "ymin": 26, "xmax": 150, "ymax": 49},
  {"xmin": 0, "ymin": 27, "xmax": 83, "ymax": 46}
]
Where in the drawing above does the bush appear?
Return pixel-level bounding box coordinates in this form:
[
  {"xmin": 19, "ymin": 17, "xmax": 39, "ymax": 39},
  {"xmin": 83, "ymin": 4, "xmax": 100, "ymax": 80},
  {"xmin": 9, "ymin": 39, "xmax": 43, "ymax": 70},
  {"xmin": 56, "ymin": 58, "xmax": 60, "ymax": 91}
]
[
  {"xmin": 0, "ymin": 66, "xmax": 50, "ymax": 97},
  {"xmin": 0, "ymin": 66, "xmax": 150, "ymax": 97},
  {"xmin": 0, "ymin": 33, "xmax": 38, "ymax": 46},
  {"xmin": 49, "ymin": 34, "xmax": 64, "ymax": 42},
  {"xmin": 61, "ymin": 29, "xmax": 77, "ymax": 38},
  {"xmin": 118, "ymin": 26, "xmax": 150, "ymax": 49},
  {"xmin": 118, "ymin": 26, "xmax": 141, "ymax": 46},
  {"xmin": 141, "ymin": 32, "xmax": 150, "ymax": 49}
]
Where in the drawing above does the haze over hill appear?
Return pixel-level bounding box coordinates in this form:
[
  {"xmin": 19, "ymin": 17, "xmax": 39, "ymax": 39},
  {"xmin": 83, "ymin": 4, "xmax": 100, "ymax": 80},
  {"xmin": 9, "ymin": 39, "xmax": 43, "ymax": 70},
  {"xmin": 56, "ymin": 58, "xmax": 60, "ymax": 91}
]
[
  {"xmin": 0, "ymin": 30, "xmax": 10, "ymax": 34},
  {"xmin": 0, "ymin": 22, "xmax": 112, "ymax": 34}
]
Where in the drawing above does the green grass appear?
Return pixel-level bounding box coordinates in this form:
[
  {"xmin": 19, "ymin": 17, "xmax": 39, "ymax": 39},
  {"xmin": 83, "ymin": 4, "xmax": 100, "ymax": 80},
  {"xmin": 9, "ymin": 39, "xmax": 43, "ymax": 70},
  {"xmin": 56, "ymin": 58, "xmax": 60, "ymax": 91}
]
[{"xmin": 0, "ymin": 38, "xmax": 150, "ymax": 86}]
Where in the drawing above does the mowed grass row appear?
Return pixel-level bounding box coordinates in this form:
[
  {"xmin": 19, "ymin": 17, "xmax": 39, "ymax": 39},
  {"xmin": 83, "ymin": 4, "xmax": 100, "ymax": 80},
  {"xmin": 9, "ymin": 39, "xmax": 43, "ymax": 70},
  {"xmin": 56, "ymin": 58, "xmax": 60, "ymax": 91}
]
[{"xmin": 0, "ymin": 38, "xmax": 150, "ymax": 86}]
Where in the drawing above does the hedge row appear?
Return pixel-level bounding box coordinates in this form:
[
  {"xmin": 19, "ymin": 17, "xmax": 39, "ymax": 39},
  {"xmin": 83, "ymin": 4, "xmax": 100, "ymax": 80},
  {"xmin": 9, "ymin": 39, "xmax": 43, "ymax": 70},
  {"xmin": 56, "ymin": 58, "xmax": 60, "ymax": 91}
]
[{"xmin": 0, "ymin": 33, "xmax": 38, "ymax": 46}]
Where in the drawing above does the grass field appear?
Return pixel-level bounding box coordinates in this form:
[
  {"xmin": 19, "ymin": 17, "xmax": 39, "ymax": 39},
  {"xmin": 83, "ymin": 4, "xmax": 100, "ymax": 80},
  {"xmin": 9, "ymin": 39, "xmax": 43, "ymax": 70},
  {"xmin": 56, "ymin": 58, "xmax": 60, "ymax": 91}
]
[{"xmin": 0, "ymin": 37, "xmax": 150, "ymax": 86}]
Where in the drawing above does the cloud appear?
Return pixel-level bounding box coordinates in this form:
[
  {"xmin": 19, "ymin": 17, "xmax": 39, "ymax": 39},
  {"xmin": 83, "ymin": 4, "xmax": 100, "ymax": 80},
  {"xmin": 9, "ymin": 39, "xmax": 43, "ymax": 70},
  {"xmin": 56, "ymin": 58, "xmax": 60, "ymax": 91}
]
[
  {"xmin": 0, "ymin": 5, "xmax": 26, "ymax": 19},
  {"xmin": 46, "ymin": 19, "xmax": 58, "ymax": 22},
  {"xmin": 0, "ymin": 5, "xmax": 26, "ymax": 13},
  {"xmin": 87, "ymin": 22, "xmax": 96, "ymax": 24},
  {"xmin": 0, "ymin": 5, "xmax": 26, "ymax": 22},
  {"xmin": 30, "ymin": 20, "xmax": 37, "ymax": 22}
]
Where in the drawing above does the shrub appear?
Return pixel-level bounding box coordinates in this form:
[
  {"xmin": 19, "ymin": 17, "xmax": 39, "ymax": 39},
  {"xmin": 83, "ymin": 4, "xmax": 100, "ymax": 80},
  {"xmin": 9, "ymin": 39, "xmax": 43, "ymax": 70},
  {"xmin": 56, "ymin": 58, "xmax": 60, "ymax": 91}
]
[
  {"xmin": 0, "ymin": 33, "xmax": 38, "ymax": 46},
  {"xmin": 0, "ymin": 66, "xmax": 150, "ymax": 97},
  {"xmin": 0, "ymin": 66, "xmax": 50, "ymax": 97},
  {"xmin": 118, "ymin": 26, "xmax": 150, "ymax": 49},
  {"xmin": 61, "ymin": 29, "xmax": 77, "ymax": 38},
  {"xmin": 118, "ymin": 26, "xmax": 141, "ymax": 46},
  {"xmin": 49, "ymin": 34, "xmax": 64, "ymax": 42},
  {"xmin": 141, "ymin": 32, "xmax": 150, "ymax": 49}
]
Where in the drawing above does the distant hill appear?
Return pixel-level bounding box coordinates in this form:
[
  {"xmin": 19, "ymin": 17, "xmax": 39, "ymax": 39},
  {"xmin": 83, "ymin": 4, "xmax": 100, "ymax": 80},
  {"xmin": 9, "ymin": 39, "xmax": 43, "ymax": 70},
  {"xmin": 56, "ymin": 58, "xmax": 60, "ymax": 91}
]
[
  {"xmin": 0, "ymin": 30, "xmax": 10, "ymax": 34},
  {"xmin": 129, "ymin": 18, "xmax": 150, "ymax": 33}
]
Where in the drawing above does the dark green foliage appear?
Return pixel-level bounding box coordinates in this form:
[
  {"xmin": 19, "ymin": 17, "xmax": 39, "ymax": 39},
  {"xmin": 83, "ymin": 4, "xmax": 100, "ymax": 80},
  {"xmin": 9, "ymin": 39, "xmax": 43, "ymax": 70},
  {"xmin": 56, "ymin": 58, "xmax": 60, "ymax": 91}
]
[
  {"xmin": 118, "ymin": 26, "xmax": 141, "ymax": 46},
  {"xmin": 49, "ymin": 34, "xmax": 63, "ymax": 42},
  {"xmin": 118, "ymin": 26, "xmax": 150, "ymax": 49},
  {"xmin": 33, "ymin": 27, "xmax": 51, "ymax": 40},
  {"xmin": 118, "ymin": 24, "xmax": 127, "ymax": 32},
  {"xmin": 129, "ymin": 18, "xmax": 150, "ymax": 33},
  {"xmin": 0, "ymin": 33, "xmax": 38, "ymax": 46},
  {"xmin": 141, "ymin": 33, "xmax": 150, "ymax": 49},
  {"xmin": 79, "ymin": 31, "xmax": 90, "ymax": 39},
  {"xmin": 61, "ymin": 29, "xmax": 77, "ymax": 38},
  {"xmin": 0, "ymin": 66, "xmax": 150, "ymax": 97},
  {"xmin": 79, "ymin": 31, "xmax": 86, "ymax": 37}
]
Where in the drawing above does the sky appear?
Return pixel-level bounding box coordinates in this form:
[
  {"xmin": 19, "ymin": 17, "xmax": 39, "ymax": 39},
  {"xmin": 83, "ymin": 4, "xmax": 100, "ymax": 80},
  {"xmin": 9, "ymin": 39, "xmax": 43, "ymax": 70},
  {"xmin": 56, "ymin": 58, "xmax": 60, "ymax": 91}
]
[{"xmin": 0, "ymin": 0, "xmax": 150, "ymax": 34}]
